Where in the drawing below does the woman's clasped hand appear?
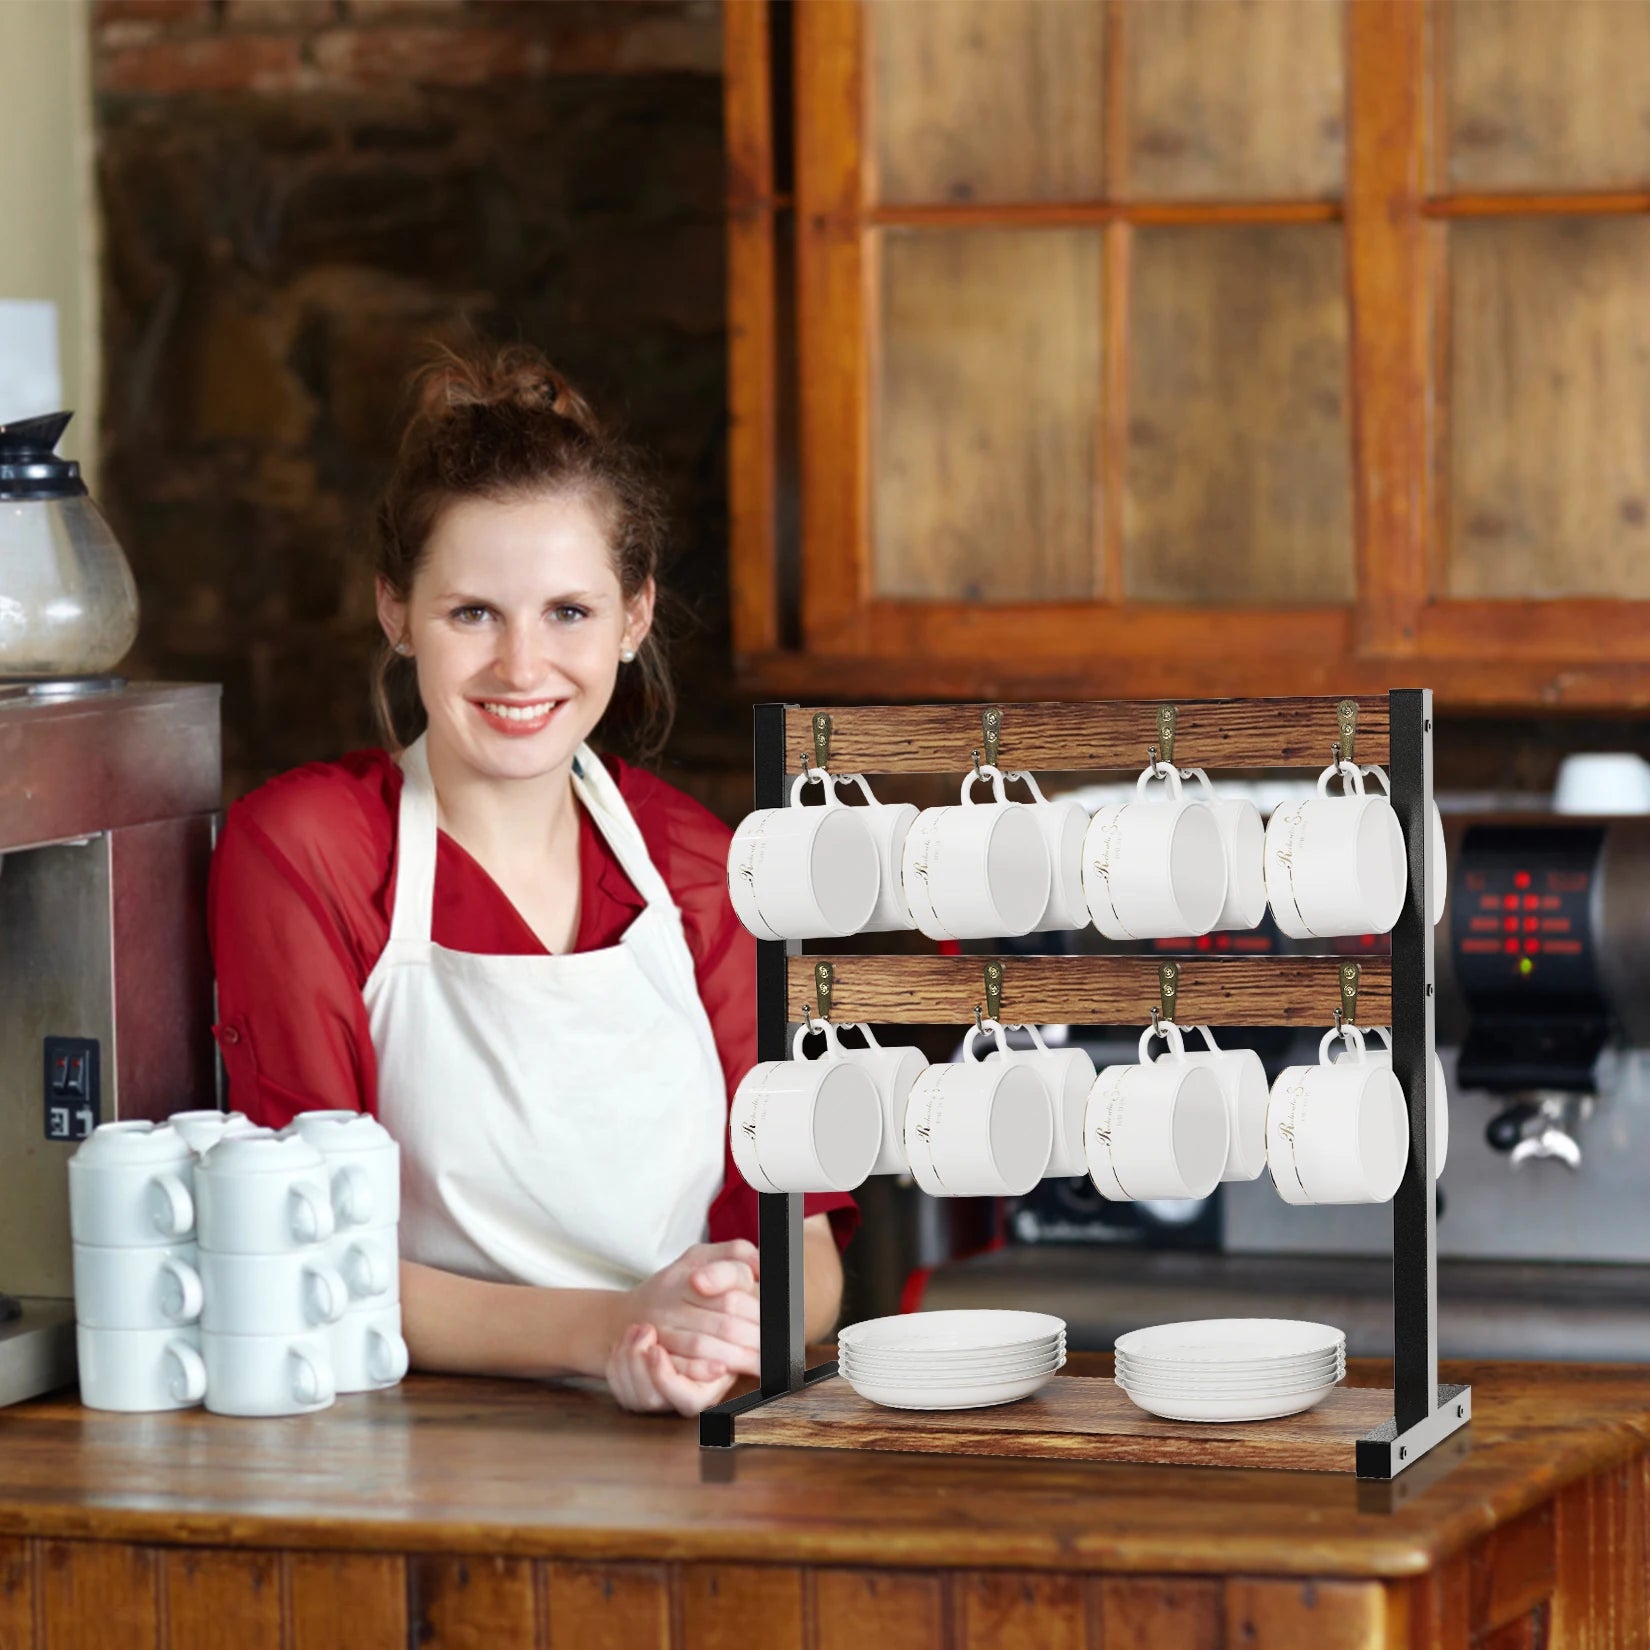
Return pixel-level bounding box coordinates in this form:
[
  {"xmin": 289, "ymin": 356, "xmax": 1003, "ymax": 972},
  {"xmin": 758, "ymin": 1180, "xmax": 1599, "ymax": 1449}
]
[{"xmin": 604, "ymin": 1239, "xmax": 761, "ymax": 1415}]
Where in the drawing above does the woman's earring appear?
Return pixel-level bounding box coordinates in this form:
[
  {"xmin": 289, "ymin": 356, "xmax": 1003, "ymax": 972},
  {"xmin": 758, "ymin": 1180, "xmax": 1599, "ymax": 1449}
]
[
  {"xmin": 619, "ymin": 646, "xmax": 637, "ymax": 664},
  {"xmin": 394, "ymin": 641, "xmax": 412, "ymax": 657}
]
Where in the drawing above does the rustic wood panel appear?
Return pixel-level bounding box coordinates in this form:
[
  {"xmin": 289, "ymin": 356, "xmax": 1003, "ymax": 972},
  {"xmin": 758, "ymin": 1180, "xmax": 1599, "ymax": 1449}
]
[
  {"xmin": 1552, "ymin": 1454, "xmax": 1650, "ymax": 1649},
  {"xmin": 38, "ymin": 1543, "xmax": 157, "ymax": 1650},
  {"xmin": 1124, "ymin": 225, "xmax": 1353, "ymax": 604},
  {"xmin": 287, "ymin": 1553, "xmax": 408, "ymax": 1650},
  {"xmin": 723, "ymin": 0, "xmax": 779, "ymax": 657},
  {"xmin": 815, "ymin": 1570, "xmax": 945, "ymax": 1650},
  {"xmin": 873, "ymin": 227, "xmax": 1101, "ymax": 603},
  {"xmin": 1445, "ymin": 0, "xmax": 1650, "ymax": 191},
  {"xmin": 956, "ymin": 1572, "xmax": 1086, "ymax": 1650},
  {"xmin": 1468, "ymin": 1503, "xmax": 1555, "ymax": 1635},
  {"xmin": 786, "ymin": 696, "xmax": 1391, "ymax": 773},
  {"xmin": 163, "ymin": 1549, "xmax": 281, "ymax": 1650},
  {"xmin": 795, "ymin": 0, "xmax": 869, "ymax": 654},
  {"xmin": 788, "ymin": 955, "xmax": 1391, "ymax": 1031},
  {"xmin": 545, "ymin": 1562, "xmax": 670, "ymax": 1650},
  {"xmin": 1124, "ymin": 0, "xmax": 1346, "ymax": 200},
  {"xmin": 681, "ymin": 1565, "xmax": 804, "ymax": 1650},
  {"xmin": 407, "ymin": 1555, "xmax": 536, "ymax": 1649},
  {"xmin": 1347, "ymin": 0, "xmax": 1426, "ymax": 654},
  {"xmin": 1224, "ymin": 1578, "xmax": 1393, "ymax": 1649},
  {"xmin": 869, "ymin": 0, "xmax": 1105, "ymax": 205},
  {"xmin": 1401, "ymin": 1550, "xmax": 1469, "ymax": 1650},
  {"xmin": 1446, "ymin": 216, "xmax": 1650, "ymax": 599},
  {"xmin": 735, "ymin": 1374, "xmax": 1396, "ymax": 1474},
  {"xmin": 1477, "ymin": 1609, "xmax": 1547, "ymax": 1650},
  {"xmin": 0, "ymin": 1538, "xmax": 32, "ymax": 1650},
  {"xmin": 1097, "ymin": 1578, "xmax": 1223, "ymax": 1649}
]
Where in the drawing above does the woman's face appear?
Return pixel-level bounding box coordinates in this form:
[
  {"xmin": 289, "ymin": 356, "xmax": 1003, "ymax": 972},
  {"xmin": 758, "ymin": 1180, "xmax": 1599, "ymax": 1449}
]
[{"xmin": 378, "ymin": 490, "xmax": 653, "ymax": 784}]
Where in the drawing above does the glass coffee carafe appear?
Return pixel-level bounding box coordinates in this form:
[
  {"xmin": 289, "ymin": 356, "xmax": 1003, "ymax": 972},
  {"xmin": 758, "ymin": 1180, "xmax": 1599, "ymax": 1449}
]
[{"xmin": 0, "ymin": 411, "xmax": 138, "ymax": 683}]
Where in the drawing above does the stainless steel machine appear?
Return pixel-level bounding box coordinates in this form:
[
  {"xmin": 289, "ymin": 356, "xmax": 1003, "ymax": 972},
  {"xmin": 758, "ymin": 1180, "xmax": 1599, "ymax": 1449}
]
[{"xmin": 0, "ymin": 684, "xmax": 221, "ymax": 1403}]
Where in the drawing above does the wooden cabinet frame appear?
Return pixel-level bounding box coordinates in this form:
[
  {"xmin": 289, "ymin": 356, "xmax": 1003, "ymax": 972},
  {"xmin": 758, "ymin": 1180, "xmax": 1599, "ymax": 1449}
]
[{"xmin": 726, "ymin": 0, "xmax": 1650, "ymax": 708}]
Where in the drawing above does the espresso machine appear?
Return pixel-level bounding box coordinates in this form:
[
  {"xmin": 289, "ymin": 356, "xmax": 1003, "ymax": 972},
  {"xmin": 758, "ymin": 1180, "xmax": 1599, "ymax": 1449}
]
[{"xmin": 0, "ymin": 410, "xmax": 221, "ymax": 1403}]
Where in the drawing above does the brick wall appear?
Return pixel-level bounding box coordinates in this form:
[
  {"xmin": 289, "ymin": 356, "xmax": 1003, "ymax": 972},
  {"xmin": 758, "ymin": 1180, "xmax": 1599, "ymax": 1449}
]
[{"xmin": 93, "ymin": 0, "xmax": 750, "ymax": 812}]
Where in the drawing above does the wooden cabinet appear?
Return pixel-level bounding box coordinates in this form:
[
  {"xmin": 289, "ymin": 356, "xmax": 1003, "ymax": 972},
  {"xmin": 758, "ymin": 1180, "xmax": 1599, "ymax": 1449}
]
[{"xmin": 725, "ymin": 0, "xmax": 1650, "ymax": 708}]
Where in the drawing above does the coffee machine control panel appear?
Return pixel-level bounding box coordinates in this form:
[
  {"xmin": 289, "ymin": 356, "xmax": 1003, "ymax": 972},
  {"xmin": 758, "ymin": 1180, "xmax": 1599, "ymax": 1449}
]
[{"xmin": 42, "ymin": 1036, "xmax": 100, "ymax": 1142}]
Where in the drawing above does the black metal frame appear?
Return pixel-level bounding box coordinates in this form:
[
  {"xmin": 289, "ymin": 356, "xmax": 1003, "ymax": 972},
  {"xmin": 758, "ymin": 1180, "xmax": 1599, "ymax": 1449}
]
[{"xmin": 703, "ymin": 691, "xmax": 1471, "ymax": 1480}]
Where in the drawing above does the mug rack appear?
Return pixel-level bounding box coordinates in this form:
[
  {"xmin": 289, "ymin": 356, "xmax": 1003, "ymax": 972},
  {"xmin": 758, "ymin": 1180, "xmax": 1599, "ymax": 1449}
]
[{"xmin": 701, "ymin": 691, "xmax": 1469, "ymax": 1480}]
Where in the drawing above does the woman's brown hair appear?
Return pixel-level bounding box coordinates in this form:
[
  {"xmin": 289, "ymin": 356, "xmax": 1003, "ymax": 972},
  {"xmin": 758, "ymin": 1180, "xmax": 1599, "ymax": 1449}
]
[{"xmin": 371, "ymin": 342, "xmax": 675, "ymax": 762}]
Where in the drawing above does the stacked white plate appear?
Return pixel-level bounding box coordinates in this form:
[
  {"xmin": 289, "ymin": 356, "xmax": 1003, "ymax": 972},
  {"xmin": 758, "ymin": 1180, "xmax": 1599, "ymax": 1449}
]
[
  {"xmin": 838, "ymin": 1309, "xmax": 1066, "ymax": 1411},
  {"xmin": 1115, "ymin": 1318, "xmax": 1346, "ymax": 1423}
]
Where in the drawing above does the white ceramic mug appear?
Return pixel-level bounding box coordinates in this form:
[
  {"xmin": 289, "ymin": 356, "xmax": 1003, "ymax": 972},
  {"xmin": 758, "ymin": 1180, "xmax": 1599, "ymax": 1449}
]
[
  {"xmin": 729, "ymin": 1023, "xmax": 883, "ymax": 1194},
  {"xmin": 331, "ymin": 1301, "xmax": 410, "ymax": 1394},
  {"xmin": 198, "ymin": 1248, "xmax": 350, "ymax": 1336},
  {"xmin": 1359, "ymin": 766, "xmax": 1447, "ymax": 927},
  {"xmin": 72, "ymin": 1241, "xmax": 203, "ymax": 1331},
  {"xmin": 1178, "ymin": 770, "xmax": 1267, "ymax": 932},
  {"xmin": 280, "ymin": 1110, "xmax": 401, "ymax": 1229},
  {"xmin": 76, "ymin": 1323, "xmax": 205, "ymax": 1412},
  {"xmin": 167, "ymin": 1110, "xmax": 258, "ymax": 1155},
  {"xmin": 830, "ymin": 1023, "xmax": 926, "ymax": 1176},
  {"xmin": 1265, "ymin": 762, "xmax": 1407, "ymax": 939},
  {"xmin": 900, "ymin": 766, "xmax": 1050, "ymax": 941},
  {"xmin": 837, "ymin": 774, "xmax": 919, "ymax": 933},
  {"xmin": 194, "ymin": 1130, "xmax": 336, "ymax": 1254},
  {"xmin": 1267, "ymin": 1026, "xmax": 1410, "ymax": 1206},
  {"xmin": 1082, "ymin": 764, "xmax": 1227, "ymax": 940},
  {"xmin": 1179, "ymin": 1025, "xmax": 1269, "ymax": 1183},
  {"xmin": 727, "ymin": 770, "xmax": 881, "ymax": 942},
  {"xmin": 1353, "ymin": 1026, "xmax": 1449, "ymax": 1175},
  {"xmin": 985, "ymin": 1024, "xmax": 1096, "ymax": 1179},
  {"xmin": 1085, "ymin": 1023, "xmax": 1230, "ymax": 1202},
  {"xmin": 68, "ymin": 1121, "xmax": 195, "ymax": 1248},
  {"xmin": 202, "ymin": 1327, "xmax": 335, "ymax": 1417},
  {"xmin": 326, "ymin": 1226, "xmax": 399, "ymax": 1304},
  {"xmin": 902, "ymin": 1021, "xmax": 1053, "ymax": 1198},
  {"xmin": 1000, "ymin": 772, "xmax": 1089, "ymax": 932}
]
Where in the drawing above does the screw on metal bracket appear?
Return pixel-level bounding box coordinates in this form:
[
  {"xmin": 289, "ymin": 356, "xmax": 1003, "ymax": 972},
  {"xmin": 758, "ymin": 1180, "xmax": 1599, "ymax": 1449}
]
[
  {"xmin": 1337, "ymin": 698, "xmax": 1358, "ymax": 767},
  {"xmin": 812, "ymin": 711, "xmax": 832, "ymax": 773},
  {"xmin": 814, "ymin": 960, "xmax": 834, "ymax": 1020},
  {"xmin": 1159, "ymin": 960, "xmax": 1180, "ymax": 1026},
  {"xmin": 984, "ymin": 959, "xmax": 1003, "ymax": 1024},
  {"xmin": 1156, "ymin": 704, "xmax": 1177, "ymax": 768},
  {"xmin": 982, "ymin": 706, "xmax": 1001, "ymax": 770},
  {"xmin": 1338, "ymin": 961, "xmax": 1360, "ymax": 1029}
]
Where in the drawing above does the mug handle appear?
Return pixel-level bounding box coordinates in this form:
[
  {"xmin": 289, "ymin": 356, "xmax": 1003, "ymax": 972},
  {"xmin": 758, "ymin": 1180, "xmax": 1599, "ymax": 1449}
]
[
  {"xmin": 146, "ymin": 1173, "xmax": 194, "ymax": 1239},
  {"xmin": 1004, "ymin": 770, "xmax": 1050, "ymax": 806},
  {"xmin": 368, "ymin": 1329, "xmax": 411, "ymax": 1385},
  {"xmin": 288, "ymin": 1182, "xmax": 336, "ymax": 1244},
  {"xmin": 960, "ymin": 764, "xmax": 1009, "ymax": 805},
  {"xmin": 789, "ymin": 767, "xmax": 843, "ymax": 808},
  {"xmin": 1192, "ymin": 1023, "xmax": 1222, "ymax": 1054},
  {"xmin": 792, "ymin": 1019, "xmax": 843, "ymax": 1062},
  {"xmin": 840, "ymin": 772, "xmax": 885, "ymax": 809},
  {"xmin": 1319, "ymin": 1024, "xmax": 1368, "ymax": 1064},
  {"xmin": 343, "ymin": 1242, "xmax": 392, "ymax": 1299},
  {"xmin": 1136, "ymin": 763, "xmax": 1184, "ymax": 800},
  {"xmin": 1138, "ymin": 1020, "xmax": 1187, "ymax": 1065},
  {"xmin": 1017, "ymin": 1023, "xmax": 1052, "ymax": 1055},
  {"xmin": 964, "ymin": 1018, "xmax": 1010, "ymax": 1063},
  {"xmin": 1317, "ymin": 760, "xmax": 1366, "ymax": 797},
  {"xmin": 1179, "ymin": 766, "xmax": 1216, "ymax": 801},
  {"xmin": 165, "ymin": 1340, "xmax": 207, "ymax": 1404},
  {"xmin": 161, "ymin": 1257, "xmax": 204, "ymax": 1325},
  {"xmin": 304, "ymin": 1261, "xmax": 350, "ymax": 1326},
  {"xmin": 846, "ymin": 1021, "xmax": 883, "ymax": 1052},
  {"xmin": 1359, "ymin": 764, "xmax": 1392, "ymax": 797},
  {"xmin": 289, "ymin": 1347, "xmax": 335, "ymax": 1407},
  {"xmin": 333, "ymin": 1163, "xmax": 374, "ymax": 1227}
]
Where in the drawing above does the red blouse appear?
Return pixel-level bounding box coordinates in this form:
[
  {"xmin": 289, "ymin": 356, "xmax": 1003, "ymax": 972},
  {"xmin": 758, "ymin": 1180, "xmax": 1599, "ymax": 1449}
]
[{"xmin": 206, "ymin": 748, "xmax": 858, "ymax": 1254}]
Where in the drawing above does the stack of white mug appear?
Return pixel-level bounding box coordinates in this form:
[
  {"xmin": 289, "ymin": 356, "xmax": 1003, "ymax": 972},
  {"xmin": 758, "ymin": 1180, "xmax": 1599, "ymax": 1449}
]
[{"xmin": 68, "ymin": 1111, "xmax": 406, "ymax": 1414}]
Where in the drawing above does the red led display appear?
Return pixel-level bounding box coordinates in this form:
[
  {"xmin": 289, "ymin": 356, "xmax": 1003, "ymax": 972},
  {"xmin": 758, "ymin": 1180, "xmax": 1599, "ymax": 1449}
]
[
  {"xmin": 1514, "ymin": 871, "xmax": 1532, "ymax": 889},
  {"xmin": 1503, "ymin": 938, "xmax": 1519, "ymax": 954},
  {"xmin": 1524, "ymin": 938, "xmax": 1541, "ymax": 954},
  {"xmin": 1503, "ymin": 895, "xmax": 1519, "ymax": 911}
]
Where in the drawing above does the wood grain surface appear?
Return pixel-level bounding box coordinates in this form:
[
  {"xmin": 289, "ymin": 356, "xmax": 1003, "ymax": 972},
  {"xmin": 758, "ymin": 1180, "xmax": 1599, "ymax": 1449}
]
[
  {"xmin": 786, "ymin": 697, "xmax": 1390, "ymax": 774},
  {"xmin": 787, "ymin": 954, "xmax": 1391, "ymax": 1029},
  {"xmin": 735, "ymin": 1373, "xmax": 1394, "ymax": 1473}
]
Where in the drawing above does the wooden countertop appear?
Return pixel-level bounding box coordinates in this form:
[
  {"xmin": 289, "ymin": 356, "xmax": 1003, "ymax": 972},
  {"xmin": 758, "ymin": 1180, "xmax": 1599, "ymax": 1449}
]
[{"xmin": 1, "ymin": 1356, "xmax": 1647, "ymax": 1580}]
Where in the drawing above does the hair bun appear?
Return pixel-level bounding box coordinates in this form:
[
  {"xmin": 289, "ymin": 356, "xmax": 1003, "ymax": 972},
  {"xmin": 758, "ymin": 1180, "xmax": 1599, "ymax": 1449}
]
[{"xmin": 413, "ymin": 342, "xmax": 602, "ymax": 439}]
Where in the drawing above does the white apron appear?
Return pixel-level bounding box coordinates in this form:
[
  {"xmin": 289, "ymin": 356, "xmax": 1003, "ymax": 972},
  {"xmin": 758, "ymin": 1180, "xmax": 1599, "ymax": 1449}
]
[{"xmin": 364, "ymin": 735, "xmax": 728, "ymax": 1291}]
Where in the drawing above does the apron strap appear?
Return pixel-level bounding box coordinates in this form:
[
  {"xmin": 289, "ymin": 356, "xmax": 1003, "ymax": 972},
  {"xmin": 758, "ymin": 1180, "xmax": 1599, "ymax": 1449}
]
[
  {"xmin": 388, "ymin": 735, "xmax": 440, "ymax": 945},
  {"xmin": 570, "ymin": 744, "xmax": 679, "ymax": 916}
]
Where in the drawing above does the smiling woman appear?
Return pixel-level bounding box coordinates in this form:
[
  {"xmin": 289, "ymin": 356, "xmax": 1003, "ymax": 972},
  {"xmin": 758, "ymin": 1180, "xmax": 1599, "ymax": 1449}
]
[{"xmin": 206, "ymin": 344, "xmax": 854, "ymax": 1417}]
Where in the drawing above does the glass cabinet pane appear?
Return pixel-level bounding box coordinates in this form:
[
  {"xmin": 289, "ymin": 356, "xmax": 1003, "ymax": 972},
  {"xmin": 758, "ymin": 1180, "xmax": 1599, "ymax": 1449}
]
[
  {"xmin": 1446, "ymin": 217, "xmax": 1650, "ymax": 599},
  {"xmin": 873, "ymin": 228, "xmax": 1102, "ymax": 603},
  {"xmin": 1446, "ymin": 0, "xmax": 1650, "ymax": 191},
  {"xmin": 871, "ymin": 0, "xmax": 1106, "ymax": 205},
  {"xmin": 1124, "ymin": 225, "xmax": 1352, "ymax": 604},
  {"xmin": 1124, "ymin": 0, "xmax": 1346, "ymax": 200}
]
